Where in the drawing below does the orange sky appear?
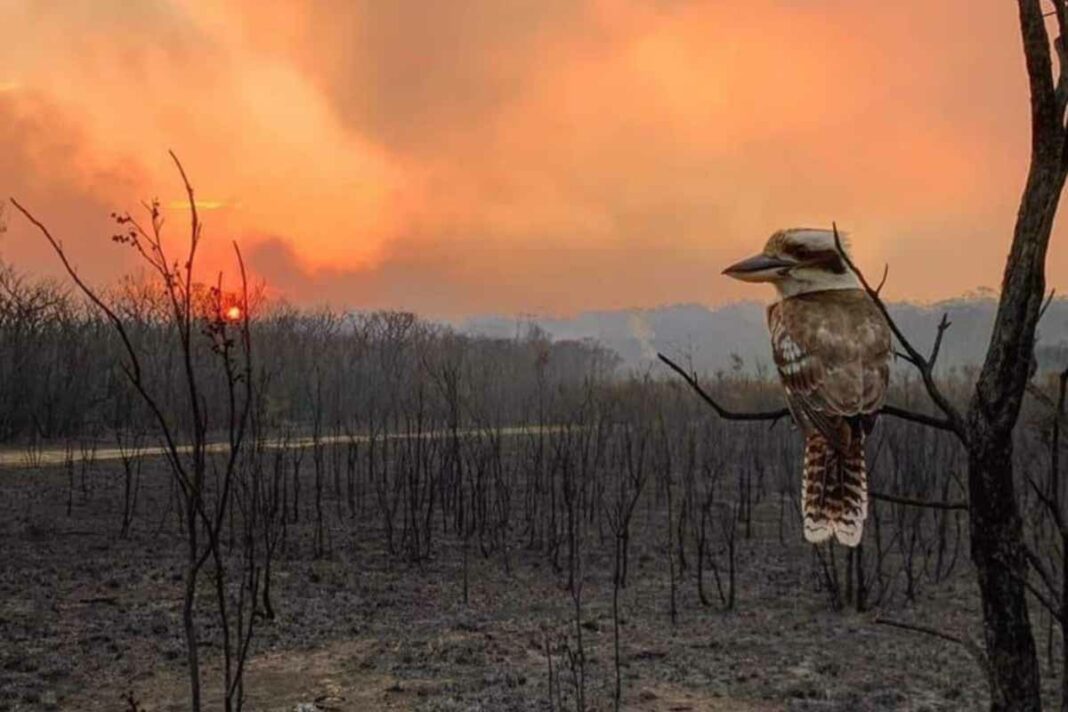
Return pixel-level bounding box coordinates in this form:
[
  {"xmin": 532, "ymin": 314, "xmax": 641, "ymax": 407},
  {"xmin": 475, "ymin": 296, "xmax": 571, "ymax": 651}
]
[{"xmin": 0, "ymin": 1, "xmax": 1059, "ymax": 317}]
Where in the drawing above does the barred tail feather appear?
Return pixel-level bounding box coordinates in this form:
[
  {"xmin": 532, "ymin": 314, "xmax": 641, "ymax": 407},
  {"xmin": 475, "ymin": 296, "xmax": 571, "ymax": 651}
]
[
  {"xmin": 802, "ymin": 430, "xmax": 868, "ymax": 547},
  {"xmin": 802, "ymin": 432, "xmax": 835, "ymax": 544}
]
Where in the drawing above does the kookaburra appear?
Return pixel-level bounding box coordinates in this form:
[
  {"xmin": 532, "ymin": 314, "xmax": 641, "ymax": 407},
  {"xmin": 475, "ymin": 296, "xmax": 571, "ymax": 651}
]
[{"xmin": 724, "ymin": 228, "xmax": 891, "ymax": 547}]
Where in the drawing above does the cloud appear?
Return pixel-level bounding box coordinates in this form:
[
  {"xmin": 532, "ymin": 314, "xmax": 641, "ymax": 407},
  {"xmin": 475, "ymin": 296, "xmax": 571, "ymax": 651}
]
[
  {"xmin": 0, "ymin": 93, "xmax": 144, "ymax": 282},
  {"xmin": 1, "ymin": 0, "xmax": 405, "ymax": 272},
  {"xmin": 0, "ymin": 0, "xmax": 1061, "ymax": 315},
  {"xmin": 248, "ymin": 229, "xmax": 759, "ymax": 319}
]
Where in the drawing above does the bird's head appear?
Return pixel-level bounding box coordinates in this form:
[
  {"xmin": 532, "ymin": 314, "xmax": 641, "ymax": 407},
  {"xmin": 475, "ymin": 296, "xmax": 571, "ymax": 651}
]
[{"xmin": 722, "ymin": 228, "xmax": 861, "ymax": 298}]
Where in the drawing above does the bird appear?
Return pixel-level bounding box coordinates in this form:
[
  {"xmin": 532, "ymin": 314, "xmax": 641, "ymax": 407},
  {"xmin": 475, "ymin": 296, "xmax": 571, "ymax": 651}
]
[{"xmin": 723, "ymin": 228, "xmax": 891, "ymax": 547}]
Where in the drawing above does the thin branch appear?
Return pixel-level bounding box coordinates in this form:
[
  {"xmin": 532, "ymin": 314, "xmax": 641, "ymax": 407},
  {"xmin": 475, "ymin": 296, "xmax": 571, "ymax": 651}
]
[
  {"xmin": 928, "ymin": 313, "xmax": 951, "ymax": 369},
  {"xmin": 657, "ymin": 353, "xmax": 789, "ymax": 423},
  {"xmin": 1027, "ymin": 471, "xmax": 1067, "ymax": 536},
  {"xmin": 9, "ymin": 198, "xmax": 199, "ymax": 503},
  {"xmin": 660, "ymin": 352, "xmax": 957, "ymax": 433},
  {"xmin": 1011, "ymin": 544, "xmax": 1064, "ymax": 623},
  {"xmin": 832, "ymin": 223, "xmax": 968, "ymax": 442},
  {"xmin": 1039, "ymin": 288, "xmax": 1058, "ymax": 323},
  {"xmin": 1022, "ymin": 574, "xmax": 1063, "ymax": 623},
  {"xmin": 1024, "ymin": 543, "xmax": 1062, "ymax": 603},
  {"xmin": 869, "ymin": 490, "xmax": 968, "ymax": 511},
  {"xmin": 1050, "ymin": 0, "xmax": 1068, "ymax": 118},
  {"xmin": 874, "ymin": 263, "xmax": 889, "ymax": 296},
  {"xmin": 11, "ymin": 199, "xmax": 142, "ymax": 383},
  {"xmin": 876, "ymin": 617, "xmax": 973, "ymax": 647},
  {"xmin": 1026, "ymin": 382, "xmax": 1059, "ymax": 410},
  {"xmin": 879, "ymin": 404, "xmax": 956, "ymax": 432},
  {"xmin": 875, "ymin": 617, "xmax": 990, "ymax": 678}
]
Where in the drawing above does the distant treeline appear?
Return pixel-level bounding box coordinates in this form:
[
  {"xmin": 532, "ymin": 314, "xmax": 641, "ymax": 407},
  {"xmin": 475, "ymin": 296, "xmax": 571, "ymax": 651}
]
[
  {"xmin": 464, "ymin": 296, "xmax": 1068, "ymax": 376},
  {"xmin": 5, "ymin": 259, "xmax": 1044, "ymax": 444},
  {"xmin": 0, "ymin": 264, "xmax": 627, "ymax": 442}
]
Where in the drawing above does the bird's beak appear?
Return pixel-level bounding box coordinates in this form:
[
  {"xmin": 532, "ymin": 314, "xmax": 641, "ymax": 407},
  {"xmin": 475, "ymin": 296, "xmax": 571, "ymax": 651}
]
[{"xmin": 722, "ymin": 253, "xmax": 796, "ymax": 282}]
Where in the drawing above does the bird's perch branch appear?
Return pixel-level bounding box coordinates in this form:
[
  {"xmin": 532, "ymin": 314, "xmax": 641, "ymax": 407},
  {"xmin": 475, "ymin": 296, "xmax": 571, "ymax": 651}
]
[
  {"xmin": 658, "ymin": 352, "xmax": 958, "ymax": 433},
  {"xmin": 656, "ymin": 353, "xmax": 789, "ymax": 423},
  {"xmin": 831, "ymin": 223, "xmax": 968, "ymax": 443},
  {"xmin": 657, "ymin": 223, "xmax": 964, "ymax": 436}
]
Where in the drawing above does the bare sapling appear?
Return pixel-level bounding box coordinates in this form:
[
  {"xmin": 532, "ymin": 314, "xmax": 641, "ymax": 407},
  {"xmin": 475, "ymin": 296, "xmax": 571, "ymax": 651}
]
[{"xmin": 12, "ymin": 152, "xmax": 257, "ymax": 711}]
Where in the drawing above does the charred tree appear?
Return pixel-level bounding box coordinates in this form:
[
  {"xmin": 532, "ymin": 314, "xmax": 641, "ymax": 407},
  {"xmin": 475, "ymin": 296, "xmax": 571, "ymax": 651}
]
[
  {"xmin": 963, "ymin": 2, "xmax": 1068, "ymax": 708},
  {"xmin": 660, "ymin": 2, "xmax": 1068, "ymax": 707}
]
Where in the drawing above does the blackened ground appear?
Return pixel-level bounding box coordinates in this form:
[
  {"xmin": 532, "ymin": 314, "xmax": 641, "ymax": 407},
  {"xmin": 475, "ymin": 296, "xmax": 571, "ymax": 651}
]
[{"xmin": 0, "ymin": 452, "xmax": 1038, "ymax": 711}]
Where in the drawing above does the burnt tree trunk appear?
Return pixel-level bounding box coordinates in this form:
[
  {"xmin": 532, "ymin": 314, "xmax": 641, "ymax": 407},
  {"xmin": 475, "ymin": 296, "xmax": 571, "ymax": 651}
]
[
  {"xmin": 965, "ymin": 2, "xmax": 1068, "ymax": 708},
  {"xmin": 968, "ymin": 434, "xmax": 1043, "ymax": 711}
]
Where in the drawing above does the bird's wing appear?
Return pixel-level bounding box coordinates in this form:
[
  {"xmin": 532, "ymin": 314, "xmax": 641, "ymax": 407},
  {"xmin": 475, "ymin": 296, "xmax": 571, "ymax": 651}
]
[{"xmin": 768, "ymin": 292, "xmax": 890, "ymax": 449}]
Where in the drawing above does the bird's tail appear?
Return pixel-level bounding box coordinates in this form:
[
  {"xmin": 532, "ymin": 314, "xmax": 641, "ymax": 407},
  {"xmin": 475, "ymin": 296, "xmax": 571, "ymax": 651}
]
[{"xmin": 802, "ymin": 428, "xmax": 868, "ymax": 547}]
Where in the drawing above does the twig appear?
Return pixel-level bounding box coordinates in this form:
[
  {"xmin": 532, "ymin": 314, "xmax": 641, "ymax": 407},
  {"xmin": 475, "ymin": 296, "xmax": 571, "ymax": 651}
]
[
  {"xmin": 1026, "ymin": 472, "xmax": 1067, "ymax": 536},
  {"xmin": 1023, "ymin": 544, "xmax": 1062, "ymax": 610},
  {"xmin": 9, "ymin": 198, "xmax": 200, "ymax": 504},
  {"xmin": 659, "ymin": 353, "xmax": 957, "ymax": 433},
  {"xmin": 1026, "ymin": 382, "xmax": 1058, "ymax": 410},
  {"xmin": 879, "ymin": 404, "xmax": 956, "ymax": 432},
  {"xmin": 869, "ymin": 490, "xmax": 968, "ymax": 511},
  {"xmin": 1050, "ymin": 0, "xmax": 1068, "ymax": 117},
  {"xmin": 657, "ymin": 353, "xmax": 789, "ymax": 423},
  {"xmin": 1039, "ymin": 288, "xmax": 1057, "ymax": 323},
  {"xmin": 875, "ymin": 617, "xmax": 990, "ymax": 678},
  {"xmin": 928, "ymin": 313, "xmax": 951, "ymax": 369},
  {"xmin": 832, "ymin": 223, "xmax": 968, "ymax": 443},
  {"xmin": 874, "ymin": 264, "xmax": 889, "ymax": 296},
  {"xmin": 1020, "ymin": 574, "xmax": 1063, "ymax": 623}
]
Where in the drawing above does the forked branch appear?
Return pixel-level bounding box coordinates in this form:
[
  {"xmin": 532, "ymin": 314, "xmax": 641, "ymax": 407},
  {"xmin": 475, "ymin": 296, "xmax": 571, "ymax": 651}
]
[
  {"xmin": 656, "ymin": 353, "xmax": 789, "ymax": 424},
  {"xmin": 8, "ymin": 201, "xmax": 195, "ymax": 496},
  {"xmin": 658, "ymin": 352, "xmax": 958, "ymax": 433},
  {"xmin": 831, "ymin": 223, "xmax": 968, "ymax": 443}
]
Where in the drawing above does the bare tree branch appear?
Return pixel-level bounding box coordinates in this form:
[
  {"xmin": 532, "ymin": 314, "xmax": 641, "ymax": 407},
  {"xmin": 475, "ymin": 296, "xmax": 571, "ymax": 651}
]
[
  {"xmin": 8, "ymin": 197, "xmax": 205, "ymax": 520},
  {"xmin": 1026, "ymin": 471, "xmax": 1067, "ymax": 536},
  {"xmin": 1021, "ymin": 574, "xmax": 1064, "ymax": 623},
  {"xmin": 1023, "ymin": 543, "xmax": 1062, "ymax": 603},
  {"xmin": 875, "ymin": 617, "xmax": 990, "ymax": 679},
  {"xmin": 1048, "ymin": 0, "xmax": 1068, "ymax": 125},
  {"xmin": 832, "ymin": 223, "xmax": 968, "ymax": 442},
  {"xmin": 657, "ymin": 352, "xmax": 789, "ymax": 423},
  {"xmin": 879, "ymin": 404, "xmax": 956, "ymax": 432},
  {"xmin": 659, "ymin": 353, "xmax": 957, "ymax": 433},
  {"xmin": 1039, "ymin": 287, "xmax": 1058, "ymax": 323},
  {"xmin": 869, "ymin": 490, "xmax": 968, "ymax": 511},
  {"xmin": 928, "ymin": 313, "xmax": 952, "ymax": 369},
  {"xmin": 874, "ymin": 263, "xmax": 889, "ymax": 296}
]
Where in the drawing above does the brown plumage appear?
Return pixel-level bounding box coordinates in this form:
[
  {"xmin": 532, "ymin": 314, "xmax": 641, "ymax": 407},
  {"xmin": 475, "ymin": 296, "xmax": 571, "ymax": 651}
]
[
  {"xmin": 725, "ymin": 229, "xmax": 891, "ymax": 547},
  {"xmin": 800, "ymin": 431, "xmax": 867, "ymax": 544},
  {"xmin": 770, "ymin": 290, "xmax": 889, "ymax": 545}
]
